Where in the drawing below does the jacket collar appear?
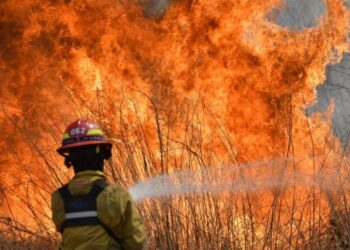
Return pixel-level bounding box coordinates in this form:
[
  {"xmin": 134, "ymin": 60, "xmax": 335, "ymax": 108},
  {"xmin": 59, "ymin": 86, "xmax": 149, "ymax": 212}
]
[
  {"xmin": 68, "ymin": 170, "xmax": 106, "ymax": 195},
  {"xmin": 72, "ymin": 170, "xmax": 106, "ymax": 181}
]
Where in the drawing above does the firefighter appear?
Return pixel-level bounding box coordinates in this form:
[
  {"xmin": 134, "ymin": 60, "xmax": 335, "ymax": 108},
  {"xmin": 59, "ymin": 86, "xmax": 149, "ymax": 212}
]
[{"xmin": 51, "ymin": 120, "xmax": 145, "ymax": 250}]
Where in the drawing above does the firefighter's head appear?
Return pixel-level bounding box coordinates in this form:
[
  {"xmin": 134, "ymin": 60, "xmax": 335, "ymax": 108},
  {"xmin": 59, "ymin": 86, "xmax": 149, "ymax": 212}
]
[{"xmin": 57, "ymin": 120, "xmax": 112, "ymax": 173}]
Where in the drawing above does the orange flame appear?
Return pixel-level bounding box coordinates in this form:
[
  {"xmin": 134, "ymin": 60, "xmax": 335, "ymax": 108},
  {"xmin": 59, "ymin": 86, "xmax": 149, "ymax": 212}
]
[{"xmin": 0, "ymin": 0, "xmax": 349, "ymax": 246}]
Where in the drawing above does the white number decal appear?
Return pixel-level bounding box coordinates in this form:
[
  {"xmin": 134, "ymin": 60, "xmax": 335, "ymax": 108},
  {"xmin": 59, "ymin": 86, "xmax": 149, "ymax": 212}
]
[{"xmin": 71, "ymin": 128, "xmax": 86, "ymax": 135}]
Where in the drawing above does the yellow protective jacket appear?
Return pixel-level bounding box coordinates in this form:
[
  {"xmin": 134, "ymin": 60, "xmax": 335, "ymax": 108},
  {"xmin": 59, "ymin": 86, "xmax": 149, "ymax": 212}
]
[{"xmin": 51, "ymin": 170, "xmax": 146, "ymax": 250}]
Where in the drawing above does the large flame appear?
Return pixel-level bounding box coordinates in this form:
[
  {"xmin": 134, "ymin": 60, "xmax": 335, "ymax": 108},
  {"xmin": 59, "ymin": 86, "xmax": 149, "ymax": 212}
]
[{"xmin": 0, "ymin": 0, "xmax": 349, "ymax": 247}]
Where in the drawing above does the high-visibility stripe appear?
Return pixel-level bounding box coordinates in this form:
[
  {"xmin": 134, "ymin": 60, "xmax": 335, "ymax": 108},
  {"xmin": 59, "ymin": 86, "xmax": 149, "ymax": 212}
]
[
  {"xmin": 65, "ymin": 211, "xmax": 98, "ymax": 219},
  {"xmin": 87, "ymin": 128, "xmax": 104, "ymax": 135},
  {"xmin": 63, "ymin": 133, "xmax": 70, "ymax": 140}
]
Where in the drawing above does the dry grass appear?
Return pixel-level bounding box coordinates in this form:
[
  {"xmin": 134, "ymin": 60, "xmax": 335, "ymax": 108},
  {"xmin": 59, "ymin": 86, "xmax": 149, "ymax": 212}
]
[
  {"xmin": 0, "ymin": 217, "xmax": 58, "ymax": 249},
  {"xmin": 1, "ymin": 91, "xmax": 350, "ymax": 250}
]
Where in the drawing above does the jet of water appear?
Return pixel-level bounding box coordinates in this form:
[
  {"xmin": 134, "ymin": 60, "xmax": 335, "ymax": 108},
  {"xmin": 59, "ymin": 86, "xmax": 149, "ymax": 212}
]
[{"xmin": 128, "ymin": 157, "xmax": 338, "ymax": 202}]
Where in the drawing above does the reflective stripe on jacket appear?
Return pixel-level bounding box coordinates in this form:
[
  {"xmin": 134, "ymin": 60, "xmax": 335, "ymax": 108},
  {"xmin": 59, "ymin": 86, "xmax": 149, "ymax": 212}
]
[{"xmin": 51, "ymin": 170, "xmax": 146, "ymax": 250}]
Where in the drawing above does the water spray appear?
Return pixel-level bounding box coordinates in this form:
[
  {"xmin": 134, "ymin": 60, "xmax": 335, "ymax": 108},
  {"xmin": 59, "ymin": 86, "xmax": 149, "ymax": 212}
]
[{"xmin": 128, "ymin": 158, "xmax": 333, "ymax": 202}]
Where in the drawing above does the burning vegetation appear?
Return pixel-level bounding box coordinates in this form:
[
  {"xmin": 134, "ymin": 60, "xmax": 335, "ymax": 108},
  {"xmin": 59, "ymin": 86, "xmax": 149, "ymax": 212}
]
[{"xmin": 0, "ymin": 0, "xmax": 350, "ymax": 248}]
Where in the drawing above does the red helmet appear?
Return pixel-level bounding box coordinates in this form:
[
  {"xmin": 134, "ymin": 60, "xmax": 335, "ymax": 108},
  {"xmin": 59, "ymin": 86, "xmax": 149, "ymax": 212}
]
[{"xmin": 57, "ymin": 120, "xmax": 112, "ymax": 156}]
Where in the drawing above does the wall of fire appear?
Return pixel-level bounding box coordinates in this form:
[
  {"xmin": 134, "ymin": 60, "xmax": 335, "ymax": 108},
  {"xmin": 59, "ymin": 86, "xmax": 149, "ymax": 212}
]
[{"xmin": 272, "ymin": 0, "xmax": 350, "ymax": 144}]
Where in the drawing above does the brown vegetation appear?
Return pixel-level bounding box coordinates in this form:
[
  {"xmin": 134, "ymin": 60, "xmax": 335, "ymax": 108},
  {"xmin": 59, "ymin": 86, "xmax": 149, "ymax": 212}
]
[{"xmin": 0, "ymin": 0, "xmax": 350, "ymax": 249}]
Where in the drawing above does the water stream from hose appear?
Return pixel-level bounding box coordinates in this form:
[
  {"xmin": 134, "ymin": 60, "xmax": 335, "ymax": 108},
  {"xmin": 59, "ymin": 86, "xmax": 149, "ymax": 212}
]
[{"xmin": 128, "ymin": 158, "xmax": 333, "ymax": 202}]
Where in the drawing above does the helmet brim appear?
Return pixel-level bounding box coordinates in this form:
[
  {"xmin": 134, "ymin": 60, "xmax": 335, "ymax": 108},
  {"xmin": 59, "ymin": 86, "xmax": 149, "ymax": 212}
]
[{"xmin": 57, "ymin": 141, "xmax": 112, "ymax": 156}]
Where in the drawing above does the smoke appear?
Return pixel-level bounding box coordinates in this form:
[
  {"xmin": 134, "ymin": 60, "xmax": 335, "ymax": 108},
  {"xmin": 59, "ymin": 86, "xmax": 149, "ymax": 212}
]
[
  {"xmin": 346, "ymin": 0, "xmax": 350, "ymax": 8},
  {"xmin": 307, "ymin": 54, "xmax": 350, "ymax": 144},
  {"xmin": 270, "ymin": 0, "xmax": 326, "ymax": 29},
  {"xmin": 142, "ymin": 0, "xmax": 172, "ymax": 19}
]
